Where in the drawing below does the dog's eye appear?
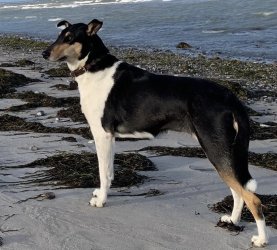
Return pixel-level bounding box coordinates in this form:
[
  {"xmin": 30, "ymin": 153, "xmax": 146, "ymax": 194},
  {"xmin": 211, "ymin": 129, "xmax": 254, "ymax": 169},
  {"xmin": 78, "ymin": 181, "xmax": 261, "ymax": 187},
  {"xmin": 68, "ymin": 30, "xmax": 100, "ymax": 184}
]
[{"xmin": 64, "ymin": 35, "xmax": 73, "ymax": 43}]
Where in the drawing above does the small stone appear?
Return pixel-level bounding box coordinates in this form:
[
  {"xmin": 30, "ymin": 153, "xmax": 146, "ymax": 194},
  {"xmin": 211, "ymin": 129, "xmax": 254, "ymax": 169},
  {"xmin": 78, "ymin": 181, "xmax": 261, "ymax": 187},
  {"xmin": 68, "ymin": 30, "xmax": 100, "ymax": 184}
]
[
  {"xmin": 36, "ymin": 111, "xmax": 45, "ymax": 116},
  {"xmin": 30, "ymin": 145, "xmax": 38, "ymax": 151}
]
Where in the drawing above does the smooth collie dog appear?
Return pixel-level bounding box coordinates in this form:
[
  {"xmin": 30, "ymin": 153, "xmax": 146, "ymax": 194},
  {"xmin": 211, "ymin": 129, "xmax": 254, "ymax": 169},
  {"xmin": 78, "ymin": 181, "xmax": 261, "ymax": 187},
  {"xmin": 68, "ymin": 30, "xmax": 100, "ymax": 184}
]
[{"xmin": 42, "ymin": 19, "xmax": 268, "ymax": 247}]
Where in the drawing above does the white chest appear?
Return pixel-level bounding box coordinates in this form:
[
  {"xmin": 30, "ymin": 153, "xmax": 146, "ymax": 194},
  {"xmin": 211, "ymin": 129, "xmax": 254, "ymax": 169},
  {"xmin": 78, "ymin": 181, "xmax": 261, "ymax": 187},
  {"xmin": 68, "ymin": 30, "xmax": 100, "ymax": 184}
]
[{"xmin": 76, "ymin": 62, "xmax": 121, "ymax": 129}]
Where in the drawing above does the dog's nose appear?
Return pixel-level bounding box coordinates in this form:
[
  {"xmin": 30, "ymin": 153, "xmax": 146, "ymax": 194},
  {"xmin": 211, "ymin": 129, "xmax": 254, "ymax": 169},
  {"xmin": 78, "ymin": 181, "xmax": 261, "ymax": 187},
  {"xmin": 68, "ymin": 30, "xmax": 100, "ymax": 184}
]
[{"xmin": 42, "ymin": 50, "xmax": 50, "ymax": 59}]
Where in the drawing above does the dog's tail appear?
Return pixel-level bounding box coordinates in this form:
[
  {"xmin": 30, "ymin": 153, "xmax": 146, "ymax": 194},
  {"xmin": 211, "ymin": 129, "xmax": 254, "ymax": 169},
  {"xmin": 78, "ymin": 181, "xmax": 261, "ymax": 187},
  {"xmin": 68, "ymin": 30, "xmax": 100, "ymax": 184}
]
[{"xmin": 231, "ymin": 102, "xmax": 253, "ymax": 188}]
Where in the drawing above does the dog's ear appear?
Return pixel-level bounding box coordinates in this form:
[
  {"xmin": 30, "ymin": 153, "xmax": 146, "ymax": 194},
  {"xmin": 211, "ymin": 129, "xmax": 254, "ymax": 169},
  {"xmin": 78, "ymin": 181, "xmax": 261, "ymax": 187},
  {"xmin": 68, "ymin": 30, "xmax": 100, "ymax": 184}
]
[
  {"xmin": 57, "ymin": 20, "xmax": 72, "ymax": 30},
  {"xmin": 87, "ymin": 19, "xmax": 103, "ymax": 36}
]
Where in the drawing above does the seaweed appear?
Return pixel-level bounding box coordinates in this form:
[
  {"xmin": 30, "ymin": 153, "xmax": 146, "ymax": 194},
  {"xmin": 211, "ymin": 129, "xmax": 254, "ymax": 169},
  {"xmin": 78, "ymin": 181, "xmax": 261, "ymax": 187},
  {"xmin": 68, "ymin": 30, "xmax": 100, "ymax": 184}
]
[
  {"xmin": 248, "ymin": 152, "xmax": 277, "ymax": 171},
  {"xmin": 5, "ymin": 91, "xmax": 79, "ymax": 111},
  {"xmin": 51, "ymin": 84, "xmax": 70, "ymax": 90},
  {"xmin": 0, "ymin": 68, "xmax": 34, "ymax": 96},
  {"xmin": 139, "ymin": 146, "xmax": 277, "ymax": 171},
  {"xmin": 0, "ymin": 114, "xmax": 92, "ymax": 139},
  {"xmin": 57, "ymin": 104, "xmax": 86, "ymax": 122},
  {"xmin": 210, "ymin": 194, "xmax": 277, "ymax": 229},
  {"xmin": 20, "ymin": 152, "xmax": 156, "ymax": 188},
  {"xmin": 0, "ymin": 36, "xmax": 48, "ymax": 50},
  {"xmin": 0, "ymin": 59, "xmax": 36, "ymax": 68},
  {"xmin": 43, "ymin": 64, "xmax": 70, "ymax": 77}
]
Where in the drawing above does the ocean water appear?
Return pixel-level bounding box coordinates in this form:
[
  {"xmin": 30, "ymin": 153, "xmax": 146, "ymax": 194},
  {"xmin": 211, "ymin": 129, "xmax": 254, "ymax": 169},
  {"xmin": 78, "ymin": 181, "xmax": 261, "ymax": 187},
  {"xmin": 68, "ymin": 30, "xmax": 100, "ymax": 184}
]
[{"xmin": 0, "ymin": 0, "xmax": 276, "ymax": 61}]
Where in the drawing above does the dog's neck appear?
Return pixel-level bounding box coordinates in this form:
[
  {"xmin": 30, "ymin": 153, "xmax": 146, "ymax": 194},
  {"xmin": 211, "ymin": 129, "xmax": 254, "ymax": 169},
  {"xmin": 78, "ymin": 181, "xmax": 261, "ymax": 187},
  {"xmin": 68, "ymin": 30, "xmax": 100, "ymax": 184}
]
[
  {"xmin": 67, "ymin": 54, "xmax": 89, "ymax": 72},
  {"xmin": 68, "ymin": 52, "xmax": 119, "ymax": 78}
]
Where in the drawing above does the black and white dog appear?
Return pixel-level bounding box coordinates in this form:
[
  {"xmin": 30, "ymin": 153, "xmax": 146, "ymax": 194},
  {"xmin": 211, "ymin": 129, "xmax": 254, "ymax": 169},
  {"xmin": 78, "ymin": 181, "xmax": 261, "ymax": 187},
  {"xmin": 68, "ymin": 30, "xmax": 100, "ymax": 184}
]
[{"xmin": 42, "ymin": 19, "xmax": 268, "ymax": 247}]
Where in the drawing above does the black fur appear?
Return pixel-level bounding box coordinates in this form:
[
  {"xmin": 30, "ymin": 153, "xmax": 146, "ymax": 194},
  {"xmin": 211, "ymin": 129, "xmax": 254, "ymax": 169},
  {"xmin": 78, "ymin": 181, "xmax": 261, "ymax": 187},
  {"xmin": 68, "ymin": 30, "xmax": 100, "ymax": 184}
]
[{"xmin": 102, "ymin": 62, "xmax": 251, "ymax": 186}]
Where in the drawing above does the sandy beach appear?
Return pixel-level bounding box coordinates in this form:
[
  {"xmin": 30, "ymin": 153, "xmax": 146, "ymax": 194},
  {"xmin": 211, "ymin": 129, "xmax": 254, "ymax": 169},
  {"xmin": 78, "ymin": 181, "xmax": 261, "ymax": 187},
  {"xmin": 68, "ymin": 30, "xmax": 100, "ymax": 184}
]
[{"xmin": 0, "ymin": 37, "xmax": 276, "ymax": 250}]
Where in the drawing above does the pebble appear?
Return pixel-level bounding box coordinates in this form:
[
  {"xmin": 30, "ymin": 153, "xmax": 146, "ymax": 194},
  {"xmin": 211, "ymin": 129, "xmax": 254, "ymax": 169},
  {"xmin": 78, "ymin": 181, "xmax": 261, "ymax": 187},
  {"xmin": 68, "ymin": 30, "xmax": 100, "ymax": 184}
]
[
  {"xmin": 36, "ymin": 111, "xmax": 45, "ymax": 116},
  {"xmin": 30, "ymin": 145, "xmax": 38, "ymax": 151}
]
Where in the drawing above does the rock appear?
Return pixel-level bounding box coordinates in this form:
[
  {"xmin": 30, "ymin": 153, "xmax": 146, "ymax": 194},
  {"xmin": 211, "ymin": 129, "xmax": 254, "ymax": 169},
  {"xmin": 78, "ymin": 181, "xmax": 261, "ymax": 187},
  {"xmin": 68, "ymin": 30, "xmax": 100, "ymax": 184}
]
[
  {"xmin": 176, "ymin": 42, "xmax": 192, "ymax": 49},
  {"xmin": 30, "ymin": 145, "xmax": 38, "ymax": 151}
]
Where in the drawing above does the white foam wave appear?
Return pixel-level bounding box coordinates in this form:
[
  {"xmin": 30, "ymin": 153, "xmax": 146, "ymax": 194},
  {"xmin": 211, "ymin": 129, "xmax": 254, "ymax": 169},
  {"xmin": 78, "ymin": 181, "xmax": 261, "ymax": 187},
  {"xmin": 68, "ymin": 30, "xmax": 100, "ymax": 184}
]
[
  {"xmin": 48, "ymin": 18, "xmax": 63, "ymax": 22},
  {"xmin": 0, "ymin": 0, "xmax": 155, "ymax": 10},
  {"xmin": 25, "ymin": 16, "xmax": 37, "ymax": 19},
  {"xmin": 202, "ymin": 30, "xmax": 226, "ymax": 34},
  {"xmin": 255, "ymin": 11, "xmax": 275, "ymax": 17}
]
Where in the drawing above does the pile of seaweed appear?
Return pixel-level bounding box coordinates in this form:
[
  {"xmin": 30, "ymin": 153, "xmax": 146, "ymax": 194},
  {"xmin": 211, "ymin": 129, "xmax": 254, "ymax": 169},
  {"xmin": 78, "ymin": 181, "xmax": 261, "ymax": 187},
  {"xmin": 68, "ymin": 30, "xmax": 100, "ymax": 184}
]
[
  {"xmin": 57, "ymin": 104, "xmax": 86, "ymax": 122},
  {"xmin": 5, "ymin": 91, "xmax": 79, "ymax": 111},
  {"xmin": 0, "ymin": 36, "xmax": 48, "ymax": 51},
  {"xmin": 0, "ymin": 59, "xmax": 35, "ymax": 68},
  {"xmin": 209, "ymin": 194, "xmax": 277, "ymax": 229},
  {"xmin": 43, "ymin": 64, "xmax": 70, "ymax": 77},
  {"xmin": 0, "ymin": 69, "xmax": 34, "ymax": 96},
  {"xmin": 20, "ymin": 152, "xmax": 156, "ymax": 188},
  {"xmin": 139, "ymin": 146, "xmax": 277, "ymax": 171},
  {"xmin": 0, "ymin": 114, "xmax": 92, "ymax": 139}
]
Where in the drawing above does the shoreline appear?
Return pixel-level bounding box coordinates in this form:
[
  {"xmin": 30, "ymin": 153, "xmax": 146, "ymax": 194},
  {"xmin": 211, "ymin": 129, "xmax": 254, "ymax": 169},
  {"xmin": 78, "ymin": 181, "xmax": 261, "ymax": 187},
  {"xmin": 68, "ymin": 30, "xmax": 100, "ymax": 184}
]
[{"xmin": 0, "ymin": 34, "xmax": 276, "ymax": 94}]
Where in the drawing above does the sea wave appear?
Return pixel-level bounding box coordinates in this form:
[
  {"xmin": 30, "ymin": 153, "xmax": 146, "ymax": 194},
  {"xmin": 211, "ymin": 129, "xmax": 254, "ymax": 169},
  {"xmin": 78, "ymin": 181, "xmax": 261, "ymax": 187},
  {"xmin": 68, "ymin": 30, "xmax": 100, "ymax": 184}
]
[
  {"xmin": 254, "ymin": 11, "xmax": 275, "ymax": 17},
  {"xmin": 48, "ymin": 18, "xmax": 63, "ymax": 22},
  {"xmin": 0, "ymin": 0, "xmax": 154, "ymax": 10},
  {"xmin": 202, "ymin": 30, "xmax": 226, "ymax": 34},
  {"xmin": 25, "ymin": 16, "xmax": 37, "ymax": 19}
]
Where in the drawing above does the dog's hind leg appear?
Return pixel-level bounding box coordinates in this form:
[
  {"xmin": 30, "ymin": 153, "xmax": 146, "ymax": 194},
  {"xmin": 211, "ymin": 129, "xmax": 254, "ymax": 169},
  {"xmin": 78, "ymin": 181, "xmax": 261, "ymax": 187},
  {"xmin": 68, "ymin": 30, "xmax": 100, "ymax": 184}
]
[
  {"xmin": 242, "ymin": 184, "xmax": 268, "ymax": 247},
  {"xmin": 90, "ymin": 132, "xmax": 115, "ymax": 208},
  {"xmin": 220, "ymin": 188, "xmax": 244, "ymax": 225},
  {"xmin": 220, "ymin": 175, "xmax": 268, "ymax": 247},
  {"xmin": 190, "ymin": 110, "xmax": 268, "ymax": 246}
]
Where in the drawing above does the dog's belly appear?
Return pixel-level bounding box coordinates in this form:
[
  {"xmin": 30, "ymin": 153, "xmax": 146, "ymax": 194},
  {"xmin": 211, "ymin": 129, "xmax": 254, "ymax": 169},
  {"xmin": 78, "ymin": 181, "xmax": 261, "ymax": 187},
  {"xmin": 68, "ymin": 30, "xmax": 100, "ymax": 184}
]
[{"xmin": 112, "ymin": 115, "xmax": 193, "ymax": 138}]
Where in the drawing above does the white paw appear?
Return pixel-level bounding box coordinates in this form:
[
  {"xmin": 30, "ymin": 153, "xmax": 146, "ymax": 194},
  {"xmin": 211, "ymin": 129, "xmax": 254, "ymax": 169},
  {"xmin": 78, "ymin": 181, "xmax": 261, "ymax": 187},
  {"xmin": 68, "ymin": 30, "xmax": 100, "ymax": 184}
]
[
  {"xmin": 89, "ymin": 197, "xmax": 106, "ymax": 207},
  {"xmin": 220, "ymin": 215, "xmax": 232, "ymax": 223},
  {"xmin": 89, "ymin": 189, "xmax": 107, "ymax": 208},
  {"xmin": 251, "ymin": 235, "xmax": 268, "ymax": 247}
]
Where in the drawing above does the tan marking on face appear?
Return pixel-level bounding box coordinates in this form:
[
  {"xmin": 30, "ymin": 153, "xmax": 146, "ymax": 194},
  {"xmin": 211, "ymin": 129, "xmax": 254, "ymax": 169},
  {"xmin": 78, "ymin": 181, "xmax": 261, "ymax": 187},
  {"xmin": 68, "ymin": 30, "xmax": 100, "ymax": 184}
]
[{"xmin": 49, "ymin": 42, "xmax": 82, "ymax": 62}]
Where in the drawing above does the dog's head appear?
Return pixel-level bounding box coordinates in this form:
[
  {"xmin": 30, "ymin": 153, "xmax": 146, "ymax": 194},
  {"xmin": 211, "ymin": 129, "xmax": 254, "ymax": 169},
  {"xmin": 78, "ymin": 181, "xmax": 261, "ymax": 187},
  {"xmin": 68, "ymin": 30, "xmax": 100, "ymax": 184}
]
[{"xmin": 42, "ymin": 19, "xmax": 105, "ymax": 63}]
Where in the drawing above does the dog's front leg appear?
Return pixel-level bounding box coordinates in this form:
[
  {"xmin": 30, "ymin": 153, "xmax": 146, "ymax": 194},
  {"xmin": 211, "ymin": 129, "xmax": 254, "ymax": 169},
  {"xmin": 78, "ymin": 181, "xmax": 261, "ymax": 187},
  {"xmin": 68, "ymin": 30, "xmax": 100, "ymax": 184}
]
[{"xmin": 90, "ymin": 132, "xmax": 115, "ymax": 208}]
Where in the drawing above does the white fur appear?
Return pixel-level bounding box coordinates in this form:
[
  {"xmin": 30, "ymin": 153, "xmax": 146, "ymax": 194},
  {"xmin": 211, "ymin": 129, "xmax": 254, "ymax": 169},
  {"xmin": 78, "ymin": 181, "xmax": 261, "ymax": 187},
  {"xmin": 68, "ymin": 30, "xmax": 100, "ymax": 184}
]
[
  {"xmin": 192, "ymin": 133, "xmax": 199, "ymax": 142},
  {"xmin": 221, "ymin": 188, "xmax": 244, "ymax": 225},
  {"xmin": 67, "ymin": 54, "xmax": 89, "ymax": 71},
  {"xmin": 115, "ymin": 132, "xmax": 154, "ymax": 139},
  {"xmin": 233, "ymin": 117, "xmax": 239, "ymax": 133},
  {"xmin": 252, "ymin": 220, "xmax": 268, "ymax": 247},
  {"xmin": 76, "ymin": 61, "xmax": 121, "ymax": 207},
  {"xmin": 245, "ymin": 179, "xmax": 257, "ymax": 193}
]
